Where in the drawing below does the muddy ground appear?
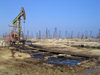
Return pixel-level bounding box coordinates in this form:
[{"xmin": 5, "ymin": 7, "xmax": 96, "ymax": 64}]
[{"xmin": 0, "ymin": 47, "xmax": 100, "ymax": 75}]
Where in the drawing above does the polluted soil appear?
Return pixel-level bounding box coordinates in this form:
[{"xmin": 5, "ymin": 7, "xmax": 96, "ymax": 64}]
[{"xmin": 0, "ymin": 48, "xmax": 100, "ymax": 75}]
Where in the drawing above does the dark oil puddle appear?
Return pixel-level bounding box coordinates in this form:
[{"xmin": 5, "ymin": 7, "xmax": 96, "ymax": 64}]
[
  {"xmin": 24, "ymin": 43, "xmax": 84, "ymax": 66},
  {"xmin": 46, "ymin": 57, "xmax": 82, "ymax": 66},
  {"xmin": 32, "ymin": 52, "xmax": 83, "ymax": 66},
  {"xmin": 33, "ymin": 54, "xmax": 45, "ymax": 59}
]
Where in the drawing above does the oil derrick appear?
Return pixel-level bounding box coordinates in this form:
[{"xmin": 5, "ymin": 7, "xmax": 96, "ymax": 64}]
[{"xmin": 9, "ymin": 7, "xmax": 26, "ymax": 46}]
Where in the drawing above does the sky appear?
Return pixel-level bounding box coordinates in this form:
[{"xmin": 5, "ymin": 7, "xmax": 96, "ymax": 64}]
[{"xmin": 0, "ymin": 0, "xmax": 100, "ymax": 37}]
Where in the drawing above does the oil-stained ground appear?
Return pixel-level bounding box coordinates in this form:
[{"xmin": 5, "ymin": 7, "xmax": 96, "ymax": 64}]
[{"xmin": 0, "ymin": 47, "xmax": 100, "ymax": 75}]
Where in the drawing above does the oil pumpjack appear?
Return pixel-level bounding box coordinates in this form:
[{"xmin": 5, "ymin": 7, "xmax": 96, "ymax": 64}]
[{"xmin": 9, "ymin": 7, "xmax": 26, "ymax": 46}]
